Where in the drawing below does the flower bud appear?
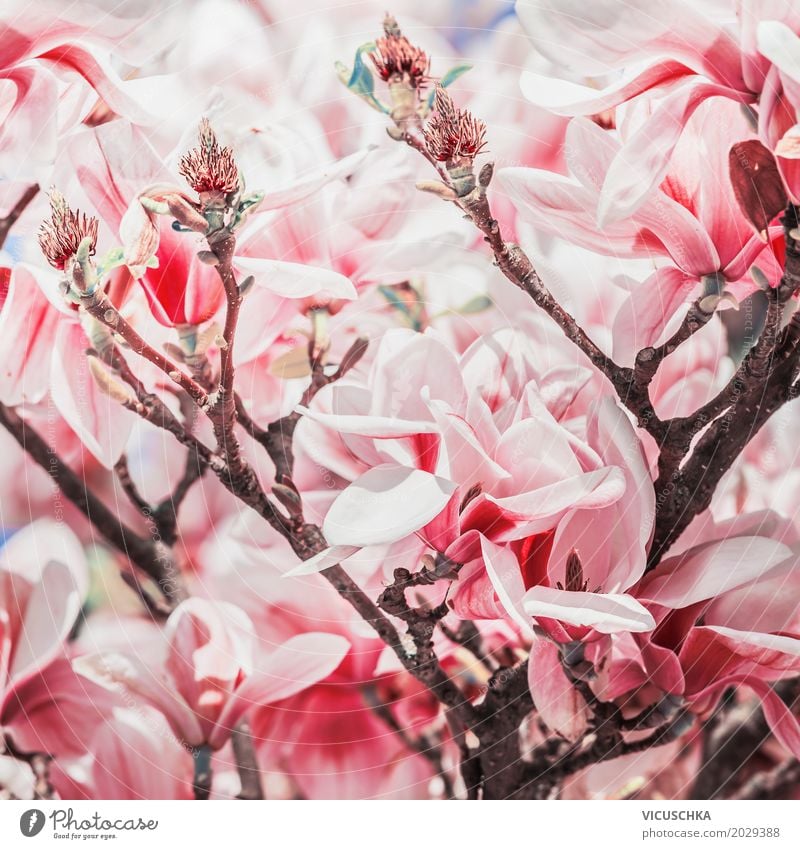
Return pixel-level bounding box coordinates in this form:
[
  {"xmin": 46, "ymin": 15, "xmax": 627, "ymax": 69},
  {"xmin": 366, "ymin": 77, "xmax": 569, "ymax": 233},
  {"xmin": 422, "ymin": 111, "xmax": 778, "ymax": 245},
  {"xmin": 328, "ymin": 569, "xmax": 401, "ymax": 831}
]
[
  {"xmin": 370, "ymin": 17, "xmax": 429, "ymax": 90},
  {"xmin": 179, "ymin": 118, "xmax": 240, "ymax": 200},
  {"xmin": 423, "ymin": 86, "xmax": 487, "ymax": 194},
  {"xmin": 38, "ymin": 189, "xmax": 99, "ymax": 272}
]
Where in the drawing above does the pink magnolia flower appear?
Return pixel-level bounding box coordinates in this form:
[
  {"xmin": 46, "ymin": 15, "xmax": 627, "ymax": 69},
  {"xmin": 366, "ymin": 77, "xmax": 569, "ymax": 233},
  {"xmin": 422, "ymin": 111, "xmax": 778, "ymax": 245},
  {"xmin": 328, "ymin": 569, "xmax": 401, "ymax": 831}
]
[
  {"xmin": 0, "ymin": 0, "xmax": 182, "ymax": 180},
  {"xmin": 51, "ymin": 707, "xmax": 194, "ymax": 800},
  {"xmin": 0, "ymin": 261, "xmax": 136, "ymax": 468},
  {"xmin": 1, "ymin": 520, "xmax": 114, "ymax": 759},
  {"xmin": 757, "ymin": 18, "xmax": 800, "ymax": 198},
  {"xmin": 196, "ymin": 511, "xmax": 525, "ymax": 799},
  {"xmin": 499, "ymin": 100, "xmax": 784, "ymax": 353},
  {"xmin": 293, "ymin": 327, "xmax": 655, "ymax": 636},
  {"xmin": 621, "ymin": 522, "xmax": 800, "ymax": 758},
  {"xmin": 514, "ymin": 0, "xmax": 761, "ymax": 221},
  {"xmin": 75, "ymin": 597, "xmax": 350, "ymax": 751}
]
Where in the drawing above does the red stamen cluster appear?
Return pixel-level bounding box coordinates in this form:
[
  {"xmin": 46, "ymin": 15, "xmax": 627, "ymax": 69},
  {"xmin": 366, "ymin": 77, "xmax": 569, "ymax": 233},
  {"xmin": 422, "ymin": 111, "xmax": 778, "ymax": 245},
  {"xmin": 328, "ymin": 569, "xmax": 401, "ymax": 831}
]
[
  {"xmin": 423, "ymin": 86, "xmax": 487, "ymax": 165},
  {"xmin": 37, "ymin": 190, "xmax": 98, "ymax": 271},
  {"xmin": 179, "ymin": 118, "xmax": 239, "ymax": 195},
  {"xmin": 370, "ymin": 33, "xmax": 429, "ymax": 87}
]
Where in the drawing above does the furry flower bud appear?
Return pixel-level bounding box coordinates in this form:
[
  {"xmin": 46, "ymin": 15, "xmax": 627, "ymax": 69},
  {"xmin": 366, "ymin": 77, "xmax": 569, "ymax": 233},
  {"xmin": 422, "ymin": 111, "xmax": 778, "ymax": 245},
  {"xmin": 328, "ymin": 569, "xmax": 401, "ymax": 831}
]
[
  {"xmin": 179, "ymin": 119, "xmax": 240, "ymax": 197},
  {"xmin": 38, "ymin": 190, "xmax": 99, "ymax": 271}
]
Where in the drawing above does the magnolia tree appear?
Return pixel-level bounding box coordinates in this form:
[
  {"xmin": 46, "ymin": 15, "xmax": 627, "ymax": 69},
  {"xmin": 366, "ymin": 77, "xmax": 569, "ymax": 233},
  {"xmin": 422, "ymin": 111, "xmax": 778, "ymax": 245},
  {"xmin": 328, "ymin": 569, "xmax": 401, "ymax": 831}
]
[{"xmin": 1, "ymin": 0, "xmax": 800, "ymax": 802}]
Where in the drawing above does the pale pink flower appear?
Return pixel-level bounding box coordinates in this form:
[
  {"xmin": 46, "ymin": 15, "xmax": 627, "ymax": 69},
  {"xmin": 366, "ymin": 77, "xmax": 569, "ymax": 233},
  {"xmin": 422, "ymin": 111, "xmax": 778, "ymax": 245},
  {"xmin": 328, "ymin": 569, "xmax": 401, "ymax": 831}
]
[
  {"xmin": 625, "ymin": 524, "xmax": 800, "ymax": 758},
  {"xmin": 515, "ymin": 0, "xmax": 756, "ymax": 220},
  {"xmin": 52, "ymin": 707, "xmax": 194, "ymax": 800},
  {"xmin": 75, "ymin": 597, "xmax": 350, "ymax": 750},
  {"xmin": 1, "ymin": 521, "xmax": 113, "ymax": 759},
  {"xmin": 66, "ymin": 120, "xmax": 364, "ymax": 328},
  {"xmin": 499, "ymin": 99, "xmax": 784, "ymax": 353},
  {"xmin": 293, "ymin": 327, "xmax": 655, "ymax": 635}
]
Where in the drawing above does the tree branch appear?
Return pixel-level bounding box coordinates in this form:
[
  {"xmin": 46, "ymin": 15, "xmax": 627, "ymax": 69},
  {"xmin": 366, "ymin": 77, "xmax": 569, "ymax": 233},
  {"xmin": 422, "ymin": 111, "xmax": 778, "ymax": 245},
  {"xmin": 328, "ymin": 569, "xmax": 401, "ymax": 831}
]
[
  {"xmin": 0, "ymin": 184, "xmax": 39, "ymax": 250},
  {"xmin": 0, "ymin": 403, "xmax": 186, "ymax": 603}
]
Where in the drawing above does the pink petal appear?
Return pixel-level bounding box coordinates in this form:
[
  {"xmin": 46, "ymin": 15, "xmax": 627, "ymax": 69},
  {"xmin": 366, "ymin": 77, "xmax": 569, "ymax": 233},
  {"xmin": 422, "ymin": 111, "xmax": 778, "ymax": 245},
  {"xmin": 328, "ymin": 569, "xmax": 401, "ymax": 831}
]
[
  {"xmin": 520, "ymin": 60, "xmax": 694, "ymax": 115},
  {"xmin": 74, "ymin": 653, "xmax": 205, "ymax": 748},
  {"xmin": 0, "ymin": 265, "xmax": 61, "ymax": 405},
  {"xmin": 612, "ymin": 268, "xmax": 698, "ymax": 365},
  {"xmin": 260, "ymin": 147, "xmax": 375, "ymax": 210},
  {"xmin": 1, "ymin": 520, "xmax": 87, "ymax": 688},
  {"xmin": 87, "ymin": 708, "xmax": 193, "ymax": 799},
  {"xmin": 480, "ymin": 535, "xmax": 529, "ymax": 629},
  {"xmin": 476, "ymin": 466, "xmax": 626, "ymax": 537},
  {"xmin": 233, "ymin": 256, "xmax": 356, "ymax": 300},
  {"xmin": 212, "ymin": 632, "xmax": 349, "ymax": 748},
  {"xmin": 753, "ymin": 679, "xmax": 800, "ymax": 759},
  {"xmin": 640, "ymin": 537, "xmax": 792, "ymax": 608},
  {"xmin": 296, "ymin": 405, "xmax": 439, "ymax": 439},
  {"xmin": 68, "ymin": 121, "xmax": 172, "ymax": 231},
  {"xmin": 599, "ymin": 83, "xmax": 751, "ymax": 226},
  {"xmin": 282, "ymin": 545, "xmax": 361, "ymax": 577},
  {"xmin": 50, "ymin": 322, "xmax": 136, "ymax": 468},
  {"xmin": 757, "ymin": 21, "xmax": 800, "ymax": 86},
  {"xmin": 528, "ymin": 639, "xmax": 590, "ymax": 741},
  {"xmin": 516, "ymin": 0, "xmax": 746, "ymax": 88}
]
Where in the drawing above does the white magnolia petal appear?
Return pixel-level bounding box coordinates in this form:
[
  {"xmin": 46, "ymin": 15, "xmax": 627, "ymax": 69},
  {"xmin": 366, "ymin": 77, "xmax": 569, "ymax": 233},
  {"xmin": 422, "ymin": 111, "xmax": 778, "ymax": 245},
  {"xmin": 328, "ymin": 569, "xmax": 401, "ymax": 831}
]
[
  {"xmin": 322, "ymin": 464, "xmax": 457, "ymax": 547},
  {"xmin": 522, "ymin": 586, "xmax": 655, "ymax": 634}
]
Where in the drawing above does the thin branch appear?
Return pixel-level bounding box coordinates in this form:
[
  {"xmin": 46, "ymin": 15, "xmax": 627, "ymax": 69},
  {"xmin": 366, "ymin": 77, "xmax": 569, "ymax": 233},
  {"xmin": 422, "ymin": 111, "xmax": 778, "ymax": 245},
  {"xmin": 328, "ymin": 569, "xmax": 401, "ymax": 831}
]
[
  {"xmin": 79, "ymin": 288, "xmax": 209, "ymax": 407},
  {"xmin": 205, "ymin": 231, "xmax": 247, "ymax": 475},
  {"xmin": 237, "ymin": 335, "xmax": 368, "ymax": 483},
  {"xmin": 231, "ymin": 722, "xmax": 264, "ymax": 800},
  {"xmin": 153, "ymin": 449, "xmax": 208, "ymax": 546},
  {"xmin": 0, "ymin": 184, "xmax": 39, "ymax": 250},
  {"xmin": 0, "ymin": 403, "xmax": 185, "ymax": 603}
]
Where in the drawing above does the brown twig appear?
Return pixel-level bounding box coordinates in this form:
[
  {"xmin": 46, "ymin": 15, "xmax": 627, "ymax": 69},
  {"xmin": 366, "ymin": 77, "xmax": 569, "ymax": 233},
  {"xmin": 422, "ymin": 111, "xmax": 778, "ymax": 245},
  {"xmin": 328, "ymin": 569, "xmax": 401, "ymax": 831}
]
[
  {"xmin": 205, "ymin": 231, "xmax": 247, "ymax": 475},
  {"xmin": 79, "ymin": 288, "xmax": 209, "ymax": 407},
  {"xmin": 231, "ymin": 722, "xmax": 264, "ymax": 800},
  {"xmin": 0, "ymin": 403, "xmax": 185, "ymax": 602},
  {"xmin": 0, "ymin": 184, "xmax": 39, "ymax": 250},
  {"xmin": 732, "ymin": 758, "xmax": 800, "ymax": 800}
]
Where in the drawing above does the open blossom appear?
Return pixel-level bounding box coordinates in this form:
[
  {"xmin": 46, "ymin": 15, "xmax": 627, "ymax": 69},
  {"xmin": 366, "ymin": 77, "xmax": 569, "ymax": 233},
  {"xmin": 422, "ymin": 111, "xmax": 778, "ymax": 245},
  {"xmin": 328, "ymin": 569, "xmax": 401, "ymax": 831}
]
[
  {"xmin": 67, "ymin": 120, "xmax": 362, "ymax": 328},
  {"xmin": 514, "ymin": 1, "xmax": 800, "ymax": 214},
  {"xmin": 1, "ymin": 521, "xmax": 117, "ymax": 759},
  {"xmin": 75, "ymin": 597, "xmax": 350, "ymax": 750},
  {"xmin": 623, "ymin": 521, "xmax": 800, "ymax": 757},
  {"xmin": 295, "ymin": 327, "xmax": 655, "ymax": 635},
  {"xmin": 500, "ymin": 99, "xmax": 785, "ymax": 353}
]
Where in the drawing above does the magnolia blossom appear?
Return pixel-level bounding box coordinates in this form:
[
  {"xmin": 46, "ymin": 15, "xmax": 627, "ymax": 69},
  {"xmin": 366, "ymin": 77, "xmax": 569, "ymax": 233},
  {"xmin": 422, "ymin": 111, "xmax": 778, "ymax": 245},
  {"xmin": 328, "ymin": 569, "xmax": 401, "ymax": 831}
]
[
  {"xmin": 1, "ymin": 521, "xmax": 115, "ymax": 759},
  {"xmin": 514, "ymin": 0, "xmax": 796, "ymax": 215},
  {"xmin": 76, "ymin": 597, "xmax": 350, "ymax": 751},
  {"xmin": 66, "ymin": 120, "xmax": 362, "ymax": 329},
  {"xmin": 295, "ymin": 327, "xmax": 656, "ymax": 636},
  {"xmin": 2, "ymin": 0, "xmax": 800, "ymax": 803},
  {"xmin": 636, "ymin": 527, "xmax": 800, "ymax": 757},
  {"xmin": 499, "ymin": 100, "xmax": 784, "ymax": 353}
]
